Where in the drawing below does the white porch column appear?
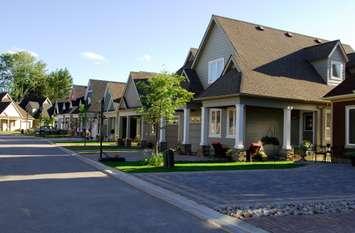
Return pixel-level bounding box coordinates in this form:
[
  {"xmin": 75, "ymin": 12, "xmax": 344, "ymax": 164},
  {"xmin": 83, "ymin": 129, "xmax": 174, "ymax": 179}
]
[
  {"xmin": 182, "ymin": 107, "xmax": 190, "ymax": 145},
  {"xmin": 126, "ymin": 116, "xmax": 131, "ymax": 139},
  {"xmin": 234, "ymin": 103, "xmax": 245, "ymax": 149},
  {"xmin": 159, "ymin": 118, "xmax": 166, "ymax": 143},
  {"xmin": 283, "ymin": 106, "xmax": 293, "ymax": 150},
  {"xmin": 200, "ymin": 107, "xmax": 208, "ymax": 146}
]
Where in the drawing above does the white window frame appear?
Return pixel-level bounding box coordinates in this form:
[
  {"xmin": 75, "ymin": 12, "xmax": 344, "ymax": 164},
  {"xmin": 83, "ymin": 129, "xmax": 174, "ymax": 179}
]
[
  {"xmin": 226, "ymin": 108, "xmax": 235, "ymax": 138},
  {"xmin": 208, "ymin": 58, "xmax": 224, "ymax": 84},
  {"xmin": 330, "ymin": 61, "xmax": 344, "ymax": 81},
  {"xmin": 209, "ymin": 108, "xmax": 222, "ymax": 138},
  {"xmin": 345, "ymin": 105, "xmax": 355, "ymax": 148}
]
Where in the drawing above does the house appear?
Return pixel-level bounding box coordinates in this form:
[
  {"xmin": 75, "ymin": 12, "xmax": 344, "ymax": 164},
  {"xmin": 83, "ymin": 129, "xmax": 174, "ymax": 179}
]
[
  {"xmin": 53, "ymin": 85, "xmax": 87, "ymax": 132},
  {"xmin": 19, "ymin": 95, "xmax": 53, "ymax": 126},
  {"xmin": 172, "ymin": 15, "xmax": 354, "ymax": 157},
  {"xmin": 117, "ymin": 71, "xmax": 158, "ymax": 146},
  {"xmin": 84, "ymin": 79, "xmax": 124, "ymax": 139},
  {"xmin": 323, "ymin": 53, "xmax": 355, "ymax": 161},
  {"xmin": 0, "ymin": 92, "xmax": 34, "ymax": 131},
  {"xmin": 102, "ymin": 82, "xmax": 126, "ymax": 140}
]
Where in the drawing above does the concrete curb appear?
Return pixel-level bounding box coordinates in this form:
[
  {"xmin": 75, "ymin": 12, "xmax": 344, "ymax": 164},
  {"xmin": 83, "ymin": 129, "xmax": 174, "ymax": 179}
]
[{"xmin": 57, "ymin": 145, "xmax": 269, "ymax": 233}]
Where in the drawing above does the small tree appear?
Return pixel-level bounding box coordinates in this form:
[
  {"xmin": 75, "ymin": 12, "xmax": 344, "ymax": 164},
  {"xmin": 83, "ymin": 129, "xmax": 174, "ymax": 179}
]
[
  {"xmin": 137, "ymin": 72, "xmax": 193, "ymax": 154},
  {"xmin": 79, "ymin": 103, "xmax": 88, "ymax": 146}
]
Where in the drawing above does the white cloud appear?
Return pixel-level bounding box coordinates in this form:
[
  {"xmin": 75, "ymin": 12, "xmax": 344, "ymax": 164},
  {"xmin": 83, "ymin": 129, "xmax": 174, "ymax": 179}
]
[
  {"xmin": 81, "ymin": 51, "xmax": 107, "ymax": 64},
  {"xmin": 7, "ymin": 48, "xmax": 39, "ymax": 58},
  {"xmin": 137, "ymin": 54, "xmax": 152, "ymax": 63}
]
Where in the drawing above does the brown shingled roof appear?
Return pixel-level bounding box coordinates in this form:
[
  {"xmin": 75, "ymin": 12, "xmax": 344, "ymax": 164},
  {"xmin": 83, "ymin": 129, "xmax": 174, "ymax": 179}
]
[
  {"xmin": 70, "ymin": 85, "xmax": 87, "ymax": 101},
  {"xmin": 198, "ymin": 15, "xmax": 354, "ymax": 102},
  {"xmin": 106, "ymin": 82, "xmax": 126, "ymax": 100},
  {"xmin": 130, "ymin": 71, "xmax": 158, "ymax": 80},
  {"xmin": 324, "ymin": 77, "xmax": 355, "ymax": 98},
  {"xmin": 87, "ymin": 79, "xmax": 120, "ymax": 112}
]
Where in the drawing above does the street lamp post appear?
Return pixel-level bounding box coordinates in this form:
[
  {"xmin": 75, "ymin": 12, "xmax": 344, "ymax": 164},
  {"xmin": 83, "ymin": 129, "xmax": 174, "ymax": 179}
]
[{"xmin": 99, "ymin": 98, "xmax": 104, "ymax": 161}]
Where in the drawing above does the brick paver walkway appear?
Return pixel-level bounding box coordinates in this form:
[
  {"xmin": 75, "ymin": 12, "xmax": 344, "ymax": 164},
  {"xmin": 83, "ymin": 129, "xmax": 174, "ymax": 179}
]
[{"xmin": 135, "ymin": 164, "xmax": 355, "ymax": 233}]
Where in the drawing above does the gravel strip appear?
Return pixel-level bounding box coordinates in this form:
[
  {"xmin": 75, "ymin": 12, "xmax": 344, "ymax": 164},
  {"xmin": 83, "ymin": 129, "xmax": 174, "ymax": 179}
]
[{"xmin": 218, "ymin": 200, "xmax": 355, "ymax": 219}]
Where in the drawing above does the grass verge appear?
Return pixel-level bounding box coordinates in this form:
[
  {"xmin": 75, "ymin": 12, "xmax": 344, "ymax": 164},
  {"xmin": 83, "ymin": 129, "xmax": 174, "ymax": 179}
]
[{"xmin": 104, "ymin": 160, "xmax": 301, "ymax": 173}]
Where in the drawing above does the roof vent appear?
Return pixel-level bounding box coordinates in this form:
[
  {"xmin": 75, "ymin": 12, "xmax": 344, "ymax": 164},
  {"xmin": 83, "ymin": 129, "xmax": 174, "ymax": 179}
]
[
  {"xmin": 256, "ymin": 25, "xmax": 264, "ymax": 31},
  {"xmin": 315, "ymin": 38, "xmax": 322, "ymax": 44},
  {"xmin": 285, "ymin": 32, "xmax": 293, "ymax": 37}
]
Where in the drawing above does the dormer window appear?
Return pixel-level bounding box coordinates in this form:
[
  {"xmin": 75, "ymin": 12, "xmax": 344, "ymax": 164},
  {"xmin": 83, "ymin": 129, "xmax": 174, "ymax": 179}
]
[
  {"xmin": 331, "ymin": 61, "xmax": 344, "ymax": 80},
  {"xmin": 208, "ymin": 58, "xmax": 224, "ymax": 84}
]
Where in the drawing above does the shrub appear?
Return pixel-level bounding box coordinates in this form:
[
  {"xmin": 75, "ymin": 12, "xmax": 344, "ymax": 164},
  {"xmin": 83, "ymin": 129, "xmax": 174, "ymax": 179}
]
[
  {"xmin": 144, "ymin": 153, "xmax": 164, "ymax": 167},
  {"xmin": 254, "ymin": 150, "xmax": 268, "ymax": 161}
]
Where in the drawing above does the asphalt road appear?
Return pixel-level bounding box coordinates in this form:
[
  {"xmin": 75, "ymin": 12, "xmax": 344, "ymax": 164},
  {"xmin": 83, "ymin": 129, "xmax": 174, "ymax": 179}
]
[{"xmin": 0, "ymin": 135, "xmax": 224, "ymax": 233}]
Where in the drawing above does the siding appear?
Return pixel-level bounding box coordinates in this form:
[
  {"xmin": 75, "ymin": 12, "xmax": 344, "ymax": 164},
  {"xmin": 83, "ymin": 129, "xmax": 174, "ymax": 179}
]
[
  {"xmin": 194, "ymin": 22, "xmax": 235, "ymax": 89},
  {"xmin": 333, "ymin": 100, "xmax": 355, "ymax": 158},
  {"xmin": 189, "ymin": 110, "xmax": 201, "ymax": 152},
  {"xmin": 125, "ymin": 79, "xmax": 141, "ymax": 108},
  {"xmin": 245, "ymin": 106, "xmax": 283, "ymax": 147}
]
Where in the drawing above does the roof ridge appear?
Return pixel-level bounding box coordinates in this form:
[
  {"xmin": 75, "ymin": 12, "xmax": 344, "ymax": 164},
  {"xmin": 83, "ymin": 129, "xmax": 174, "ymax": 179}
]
[{"xmin": 213, "ymin": 15, "xmax": 337, "ymax": 44}]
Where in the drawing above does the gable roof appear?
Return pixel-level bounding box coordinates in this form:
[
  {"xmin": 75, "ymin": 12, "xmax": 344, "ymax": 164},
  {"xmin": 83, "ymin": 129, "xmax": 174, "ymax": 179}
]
[
  {"xmin": 303, "ymin": 40, "xmax": 348, "ymax": 62},
  {"xmin": 130, "ymin": 71, "xmax": 158, "ymax": 81},
  {"xmin": 86, "ymin": 79, "xmax": 115, "ymax": 112},
  {"xmin": 324, "ymin": 77, "xmax": 355, "ymax": 99},
  {"xmin": 106, "ymin": 82, "xmax": 126, "ymax": 100},
  {"xmin": 177, "ymin": 48, "xmax": 198, "ymax": 75},
  {"xmin": 195, "ymin": 15, "xmax": 354, "ymax": 102},
  {"xmin": 70, "ymin": 85, "xmax": 87, "ymax": 101},
  {"xmin": 182, "ymin": 69, "xmax": 204, "ymax": 96},
  {"xmin": 0, "ymin": 102, "xmax": 11, "ymax": 114},
  {"xmin": 348, "ymin": 53, "xmax": 355, "ymax": 68},
  {"xmin": 199, "ymin": 68, "xmax": 242, "ymax": 98},
  {"xmin": 0, "ymin": 92, "xmax": 7, "ymax": 100}
]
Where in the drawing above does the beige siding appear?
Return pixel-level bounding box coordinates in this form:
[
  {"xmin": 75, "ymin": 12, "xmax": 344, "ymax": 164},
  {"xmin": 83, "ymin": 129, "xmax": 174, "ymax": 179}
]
[
  {"xmin": 245, "ymin": 106, "xmax": 283, "ymax": 147},
  {"xmin": 194, "ymin": 23, "xmax": 235, "ymax": 89}
]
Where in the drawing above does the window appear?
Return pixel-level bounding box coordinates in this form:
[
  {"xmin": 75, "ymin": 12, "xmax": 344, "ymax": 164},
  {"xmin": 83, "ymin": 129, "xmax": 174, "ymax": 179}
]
[
  {"xmin": 331, "ymin": 61, "xmax": 344, "ymax": 80},
  {"xmin": 346, "ymin": 106, "xmax": 355, "ymax": 147},
  {"xmin": 226, "ymin": 108, "xmax": 235, "ymax": 138},
  {"xmin": 209, "ymin": 109, "xmax": 222, "ymax": 137},
  {"xmin": 208, "ymin": 58, "xmax": 224, "ymax": 84}
]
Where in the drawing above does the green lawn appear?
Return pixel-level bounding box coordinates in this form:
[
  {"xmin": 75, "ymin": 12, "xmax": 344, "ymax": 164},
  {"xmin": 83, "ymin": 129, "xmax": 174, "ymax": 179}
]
[{"xmin": 104, "ymin": 160, "xmax": 301, "ymax": 173}]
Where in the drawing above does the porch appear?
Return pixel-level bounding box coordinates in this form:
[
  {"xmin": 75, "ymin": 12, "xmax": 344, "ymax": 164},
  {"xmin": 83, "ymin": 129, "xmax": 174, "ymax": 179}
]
[
  {"xmin": 0, "ymin": 117, "xmax": 32, "ymax": 131},
  {"xmin": 177, "ymin": 97, "xmax": 330, "ymax": 158}
]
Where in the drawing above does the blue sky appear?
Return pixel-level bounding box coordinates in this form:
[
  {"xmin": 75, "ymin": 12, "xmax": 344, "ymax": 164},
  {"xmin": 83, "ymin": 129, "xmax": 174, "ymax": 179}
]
[{"xmin": 1, "ymin": 0, "xmax": 354, "ymax": 85}]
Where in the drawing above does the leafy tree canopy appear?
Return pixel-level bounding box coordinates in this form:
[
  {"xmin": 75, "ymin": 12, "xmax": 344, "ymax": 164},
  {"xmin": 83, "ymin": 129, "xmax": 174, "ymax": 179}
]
[
  {"xmin": 0, "ymin": 51, "xmax": 73, "ymax": 102},
  {"xmin": 46, "ymin": 68, "xmax": 73, "ymax": 101},
  {"xmin": 137, "ymin": 72, "xmax": 194, "ymax": 153}
]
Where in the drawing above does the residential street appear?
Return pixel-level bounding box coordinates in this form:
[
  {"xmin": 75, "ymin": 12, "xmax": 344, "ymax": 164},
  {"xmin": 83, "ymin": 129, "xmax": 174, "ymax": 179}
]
[{"xmin": 0, "ymin": 135, "xmax": 223, "ymax": 233}]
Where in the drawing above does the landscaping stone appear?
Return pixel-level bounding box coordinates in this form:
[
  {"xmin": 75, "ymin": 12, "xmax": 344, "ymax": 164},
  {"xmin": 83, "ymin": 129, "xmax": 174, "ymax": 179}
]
[{"xmin": 218, "ymin": 199, "xmax": 355, "ymax": 220}]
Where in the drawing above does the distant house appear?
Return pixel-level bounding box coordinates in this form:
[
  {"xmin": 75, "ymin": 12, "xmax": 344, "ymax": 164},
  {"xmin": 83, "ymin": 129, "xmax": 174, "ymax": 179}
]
[
  {"xmin": 83, "ymin": 79, "xmax": 125, "ymax": 139},
  {"xmin": 102, "ymin": 82, "xmax": 126, "ymax": 140},
  {"xmin": 19, "ymin": 95, "xmax": 53, "ymax": 122},
  {"xmin": 117, "ymin": 71, "xmax": 158, "ymax": 146},
  {"xmin": 0, "ymin": 92, "xmax": 34, "ymax": 131},
  {"xmin": 324, "ymin": 53, "xmax": 355, "ymax": 161},
  {"xmin": 53, "ymin": 85, "xmax": 87, "ymax": 132}
]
